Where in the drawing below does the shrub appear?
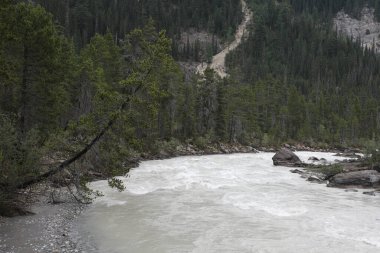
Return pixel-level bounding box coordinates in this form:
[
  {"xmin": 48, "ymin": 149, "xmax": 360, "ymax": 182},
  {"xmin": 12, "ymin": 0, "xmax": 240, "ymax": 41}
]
[
  {"xmin": 152, "ymin": 138, "xmax": 181, "ymax": 154},
  {"xmin": 0, "ymin": 115, "xmax": 41, "ymax": 216},
  {"xmin": 307, "ymin": 164, "xmax": 344, "ymax": 179},
  {"xmin": 194, "ymin": 136, "xmax": 211, "ymax": 149},
  {"xmin": 364, "ymin": 140, "xmax": 380, "ymax": 167}
]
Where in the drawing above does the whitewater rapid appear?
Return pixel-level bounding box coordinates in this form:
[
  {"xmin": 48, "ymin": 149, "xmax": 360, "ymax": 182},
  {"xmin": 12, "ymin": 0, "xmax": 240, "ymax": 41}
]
[{"xmin": 77, "ymin": 152, "xmax": 380, "ymax": 253}]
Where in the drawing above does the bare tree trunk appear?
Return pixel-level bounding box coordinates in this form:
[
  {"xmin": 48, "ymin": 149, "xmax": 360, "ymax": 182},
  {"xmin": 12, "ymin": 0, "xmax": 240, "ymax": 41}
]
[
  {"xmin": 65, "ymin": 0, "xmax": 70, "ymax": 35},
  {"xmin": 20, "ymin": 46, "xmax": 29, "ymax": 135}
]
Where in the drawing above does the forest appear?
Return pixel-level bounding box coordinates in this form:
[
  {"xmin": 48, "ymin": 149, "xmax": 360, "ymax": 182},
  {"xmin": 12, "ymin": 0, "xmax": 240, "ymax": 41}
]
[
  {"xmin": 1, "ymin": 0, "xmax": 380, "ymax": 215},
  {"xmin": 226, "ymin": 0, "xmax": 380, "ymax": 145}
]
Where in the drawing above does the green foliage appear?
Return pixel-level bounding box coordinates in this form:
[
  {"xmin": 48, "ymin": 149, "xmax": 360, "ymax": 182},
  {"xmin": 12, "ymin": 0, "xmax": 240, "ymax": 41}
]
[
  {"xmin": 0, "ymin": 115, "xmax": 41, "ymax": 215},
  {"xmin": 226, "ymin": 0, "xmax": 380, "ymax": 145},
  {"xmin": 364, "ymin": 140, "xmax": 380, "ymax": 167},
  {"xmin": 0, "ymin": 2, "xmax": 76, "ymax": 135},
  {"xmin": 194, "ymin": 135, "xmax": 212, "ymax": 149},
  {"xmin": 35, "ymin": 0, "xmax": 243, "ymax": 50},
  {"xmin": 152, "ymin": 139, "xmax": 182, "ymax": 155},
  {"xmin": 307, "ymin": 164, "xmax": 344, "ymax": 178},
  {"xmin": 0, "ymin": 2, "xmax": 75, "ymax": 214},
  {"xmin": 108, "ymin": 178, "xmax": 126, "ymax": 192}
]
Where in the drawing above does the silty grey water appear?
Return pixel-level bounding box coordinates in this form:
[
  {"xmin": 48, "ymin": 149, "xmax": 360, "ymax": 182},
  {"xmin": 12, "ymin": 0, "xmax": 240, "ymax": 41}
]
[{"xmin": 76, "ymin": 152, "xmax": 380, "ymax": 253}]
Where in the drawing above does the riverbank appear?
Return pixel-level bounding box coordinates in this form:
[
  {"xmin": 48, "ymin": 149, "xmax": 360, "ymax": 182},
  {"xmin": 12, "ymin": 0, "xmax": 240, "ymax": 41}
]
[
  {"xmin": 0, "ymin": 186, "xmax": 86, "ymax": 253},
  {"xmin": 272, "ymin": 148, "xmax": 380, "ymax": 194}
]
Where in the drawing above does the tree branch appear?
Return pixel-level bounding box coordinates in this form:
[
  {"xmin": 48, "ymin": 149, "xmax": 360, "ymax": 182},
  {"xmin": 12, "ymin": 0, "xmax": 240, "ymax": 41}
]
[{"xmin": 17, "ymin": 84, "xmax": 144, "ymax": 189}]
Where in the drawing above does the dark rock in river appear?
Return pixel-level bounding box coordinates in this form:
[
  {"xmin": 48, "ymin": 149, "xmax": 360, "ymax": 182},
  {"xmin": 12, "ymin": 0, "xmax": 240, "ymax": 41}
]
[
  {"xmin": 328, "ymin": 170, "xmax": 380, "ymax": 188},
  {"xmin": 345, "ymin": 189, "xmax": 358, "ymax": 192},
  {"xmin": 307, "ymin": 175, "xmax": 325, "ymax": 183},
  {"xmin": 308, "ymin": 156, "xmax": 319, "ymax": 162},
  {"xmin": 363, "ymin": 191, "xmax": 376, "ymax": 196},
  {"xmin": 272, "ymin": 148, "xmax": 302, "ymax": 167},
  {"xmin": 334, "ymin": 152, "xmax": 362, "ymax": 159}
]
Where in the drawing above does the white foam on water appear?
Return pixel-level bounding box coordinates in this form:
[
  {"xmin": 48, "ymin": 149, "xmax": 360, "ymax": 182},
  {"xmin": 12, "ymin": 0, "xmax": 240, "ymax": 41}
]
[{"xmin": 79, "ymin": 152, "xmax": 380, "ymax": 253}]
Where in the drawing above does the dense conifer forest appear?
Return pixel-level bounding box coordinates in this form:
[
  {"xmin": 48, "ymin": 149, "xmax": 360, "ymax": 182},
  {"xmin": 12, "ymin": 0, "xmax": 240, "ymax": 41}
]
[
  {"xmin": 226, "ymin": 0, "xmax": 380, "ymax": 144},
  {"xmin": 34, "ymin": 0, "xmax": 243, "ymax": 49},
  {"xmin": 1, "ymin": 0, "xmax": 380, "ymax": 214}
]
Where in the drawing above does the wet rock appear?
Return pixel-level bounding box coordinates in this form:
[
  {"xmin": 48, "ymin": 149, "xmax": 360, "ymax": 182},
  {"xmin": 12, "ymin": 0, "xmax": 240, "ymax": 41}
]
[
  {"xmin": 345, "ymin": 189, "xmax": 358, "ymax": 192},
  {"xmin": 328, "ymin": 170, "xmax": 380, "ymax": 188},
  {"xmin": 272, "ymin": 148, "xmax": 302, "ymax": 167},
  {"xmin": 373, "ymin": 164, "xmax": 380, "ymax": 172},
  {"xmin": 157, "ymin": 150, "xmax": 170, "ymax": 159},
  {"xmin": 308, "ymin": 156, "xmax": 319, "ymax": 162},
  {"xmin": 307, "ymin": 175, "xmax": 325, "ymax": 183},
  {"xmin": 86, "ymin": 170, "xmax": 104, "ymax": 179},
  {"xmin": 0, "ymin": 205, "xmax": 34, "ymax": 217},
  {"xmin": 363, "ymin": 191, "xmax": 376, "ymax": 196},
  {"xmin": 334, "ymin": 152, "xmax": 362, "ymax": 159},
  {"xmin": 290, "ymin": 169, "xmax": 304, "ymax": 174}
]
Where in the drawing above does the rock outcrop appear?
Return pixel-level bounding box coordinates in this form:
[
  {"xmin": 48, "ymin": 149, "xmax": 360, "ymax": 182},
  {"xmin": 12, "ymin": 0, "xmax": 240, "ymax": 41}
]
[
  {"xmin": 272, "ymin": 148, "xmax": 302, "ymax": 167},
  {"xmin": 328, "ymin": 170, "xmax": 380, "ymax": 188},
  {"xmin": 334, "ymin": 7, "xmax": 380, "ymax": 53}
]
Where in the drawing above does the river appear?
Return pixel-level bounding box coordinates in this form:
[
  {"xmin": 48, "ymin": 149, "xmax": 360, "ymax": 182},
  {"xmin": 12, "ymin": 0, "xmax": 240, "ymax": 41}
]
[{"xmin": 76, "ymin": 152, "xmax": 380, "ymax": 253}]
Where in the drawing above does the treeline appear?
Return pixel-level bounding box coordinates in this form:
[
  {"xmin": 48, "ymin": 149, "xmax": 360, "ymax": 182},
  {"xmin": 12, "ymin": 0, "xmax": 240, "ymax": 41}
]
[
  {"xmin": 225, "ymin": 0, "xmax": 380, "ymax": 145},
  {"xmin": 33, "ymin": 0, "xmax": 242, "ymax": 50}
]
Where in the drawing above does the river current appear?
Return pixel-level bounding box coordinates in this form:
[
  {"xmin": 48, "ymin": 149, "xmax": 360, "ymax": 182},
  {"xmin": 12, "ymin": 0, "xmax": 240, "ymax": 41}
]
[{"xmin": 76, "ymin": 152, "xmax": 380, "ymax": 253}]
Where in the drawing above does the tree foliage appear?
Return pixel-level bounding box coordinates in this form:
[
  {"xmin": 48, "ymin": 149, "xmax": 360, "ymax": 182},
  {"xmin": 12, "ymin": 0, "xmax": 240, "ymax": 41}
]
[{"xmin": 226, "ymin": 0, "xmax": 380, "ymax": 145}]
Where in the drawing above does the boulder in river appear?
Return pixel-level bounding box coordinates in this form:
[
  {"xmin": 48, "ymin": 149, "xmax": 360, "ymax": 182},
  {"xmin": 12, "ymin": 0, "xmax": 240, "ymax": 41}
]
[
  {"xmin": 307, "ymin": 175, "xmax": 325, "ymax": 183},
  {"xmin": 363, "ymin": 191, "xmax": 376, "ymax": 196},
  {"xmin": 272, "ymin": 148, "xmax": 302, "ymax": 167},
  {"xmin": 290, "ymin": 169, "xmax": 304, "ymax": 174},
  {"xmin": 308, "ymin": 156, "xmax": 319, "ymax": 162},
  {"xmin": 334, "ymin": 152, "xmax": 362, "ymax": 159},
  {"xmin": 328, "ymin": 170, "xmax": 380, "ymax": 188}
]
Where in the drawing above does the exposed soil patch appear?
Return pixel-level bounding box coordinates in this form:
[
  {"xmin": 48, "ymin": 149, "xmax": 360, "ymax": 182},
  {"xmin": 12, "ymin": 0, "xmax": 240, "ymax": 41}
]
[{"xmin": 196, "ymin": 0, "xmax": 253, "ymax": 78}]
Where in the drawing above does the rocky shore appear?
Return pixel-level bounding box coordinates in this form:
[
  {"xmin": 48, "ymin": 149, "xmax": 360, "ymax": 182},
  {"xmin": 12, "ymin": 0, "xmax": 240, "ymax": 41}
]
[
  {"xmin": 272, "ymin": 148, "xmax": 380, "ymax": 195},
  {"xmin": 0, "ymin": 187, "xmax": 88, "ymax": 253}
]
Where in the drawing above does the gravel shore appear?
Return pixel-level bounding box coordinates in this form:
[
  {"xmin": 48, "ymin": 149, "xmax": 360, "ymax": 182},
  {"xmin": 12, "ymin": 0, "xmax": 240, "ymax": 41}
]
[{"xmin": 0, "ymin": 188, "xmax": 91, "ymax": 253}]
